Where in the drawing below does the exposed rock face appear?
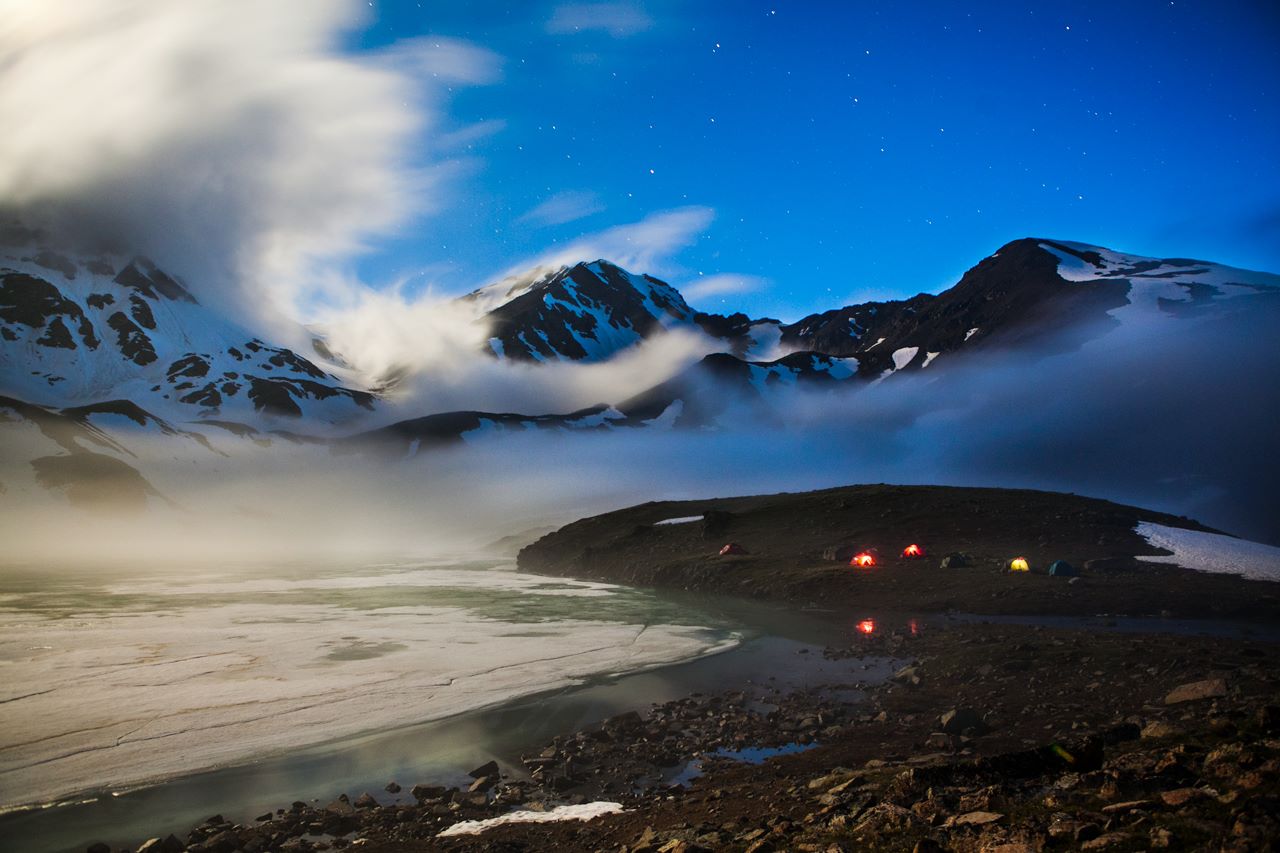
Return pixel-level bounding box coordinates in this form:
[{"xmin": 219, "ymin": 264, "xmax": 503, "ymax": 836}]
[
  {"xmin": 470, "ymin": 260, "xmax": 696, "ymax": 362},
  {"xmin": 0, "ymin": 238, "xmax": 374, "ymax": 425}
]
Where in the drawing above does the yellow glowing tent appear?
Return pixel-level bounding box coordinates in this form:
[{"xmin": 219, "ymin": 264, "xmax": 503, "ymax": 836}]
[{"xmin": 1008, "ymin": 556, "xmax": 1030, "ymax": 572}]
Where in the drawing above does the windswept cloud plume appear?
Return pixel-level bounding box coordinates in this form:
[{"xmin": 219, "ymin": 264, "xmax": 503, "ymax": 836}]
[
  {"xmin": 547, "ymin": 2, "xmax": 654, "ymax": 37},
  {"xmin": 0, "ymin": 0, "xmax": 497, "ymax": 331},
  {"xmin": 507, "ymin": 206, "xmax": 714, "ymax": 278},
  {"xmin": 517, "ymin": 191, "xmax": 606, "ymax": 227},
  {"xmin": 682, "ymin": 273, "xmax": 768, "ymax": 305}
]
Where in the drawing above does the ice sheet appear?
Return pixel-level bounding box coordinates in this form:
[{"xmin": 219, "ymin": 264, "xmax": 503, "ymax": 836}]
[{"xmin": 0, "ymin": 564, "xmax": 733, "ymax": 809}]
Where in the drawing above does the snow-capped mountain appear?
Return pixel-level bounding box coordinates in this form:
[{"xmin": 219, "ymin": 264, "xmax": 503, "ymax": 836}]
[
  {"xmin": 0, "ymin": 239, "xmax": 375, "ymax": 426},
  {"xmin": 463, "ymin": 259, "xmax": 697, "ymax": 362},
  {"xmin": 774, "ymin": 237, "xmax": 1279, "ymax": 376},
  {"xmin": 2, "ymin": 235, "xmax": 1276, "ymax": 462}
]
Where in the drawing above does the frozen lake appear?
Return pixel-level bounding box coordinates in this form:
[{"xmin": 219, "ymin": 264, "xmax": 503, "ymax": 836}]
[{"xmin": 0, "ymin": 559, "xmax": 740, "ymax": 816}]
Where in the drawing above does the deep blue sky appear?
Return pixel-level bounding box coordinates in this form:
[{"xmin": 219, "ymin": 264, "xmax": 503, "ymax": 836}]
[{"xmin": 351, "ymin": 1, "xmax": 1280, "ymax": 320}]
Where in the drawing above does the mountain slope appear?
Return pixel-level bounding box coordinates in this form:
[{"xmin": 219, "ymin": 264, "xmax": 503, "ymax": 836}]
[
  {"xmin": 0, "ymin": 239, "xmax": 375, "ymax": 426},
  {"xmin": 774, "ymin": 237, "xmax": 1280, "ymax": 376},
  {"xmin": 464, "ymin": 260, "xmax": 696, "ymax": 362}
]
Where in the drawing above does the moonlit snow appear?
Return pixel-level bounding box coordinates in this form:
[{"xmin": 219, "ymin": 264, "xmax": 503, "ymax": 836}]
[
  {"xmin": 1135, "ymin": 522, "xmax": 1280, "ymax": 582},
  {"xmin": 0, "ymin": 562, "xmax": 735, "ymax": 810},
  {"xmin": 436, "ymin": 800, "xmax": 625, "ymax": 836}
]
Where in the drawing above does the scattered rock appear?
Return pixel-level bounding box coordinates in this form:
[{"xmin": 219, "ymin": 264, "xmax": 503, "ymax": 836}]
[
  {"xmin": 1159, "ymin": 787, "xmax": 1202, "ymax": 807},
  {"xmin": 324, "ymin": 798, "xmax": 355, "ymax": 815},
  {"xmin": 1141, "ymin": 720, "xmax": 1181, "ymax": 738},
  {"xmin": 948, "ymin": 810, "xmax": 1004, "ymax": 827},
  {"xmin": 940, "ymin": 707, "xmax": 986, "ymax": 735},
  {"xmin": 1164, "ymin": 678, "xmax": 1228, "ymax": 704},
  {"xmin": 384, "ymin": 781, "xmax": 401, "ymax": 793},
  {"xmin": 410, "ymin": 784, "xmax": 445, "ymax": 801},
  {"xmin": 468, "ymin": 759, "xmax": 499, "ymax": 779},
  {"xmin": 1080, "ymin": 832, "xmax": 1129, "ymax": 849}
]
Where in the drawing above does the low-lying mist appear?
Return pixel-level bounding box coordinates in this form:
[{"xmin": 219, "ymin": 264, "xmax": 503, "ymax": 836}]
[{"xmin": 2, "ymin": 294, "xmax": 1277, "ymax": 570}]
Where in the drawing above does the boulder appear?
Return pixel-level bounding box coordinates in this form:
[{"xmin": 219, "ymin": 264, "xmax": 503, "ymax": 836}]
[
  {"xmin": 939, "ymin": 707, "xmax": 985, "ymax": 734},
  {"xmin": 324, "ymin": 798, "xmax": 355, "ymax": 815},
  {"xmin": 1164, "ymin": 678, "xmax": 1227, "ymax": 704},
  {"xmin": 947, "ymin": 810, "xmax": 1004, "ymax": 827},
  {"xmin": 468, "ymin": 759, "xmax": 499, "ymax": 779},
  {"xmin": 384, "ymin": 781, "xmax": 401, "ymax": 793},
  {"xmin": 410, "ymin": 783, "xmax": 446, "ymax": 801},
  {"xmin": 1141, "ymin": 720, "xmax": 1181, "ymax": 739}
]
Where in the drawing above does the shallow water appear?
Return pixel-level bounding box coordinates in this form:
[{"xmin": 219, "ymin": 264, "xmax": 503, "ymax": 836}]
[{"xmin": 0, "ymin": 560, "xmax": 877, "ymax": 853}]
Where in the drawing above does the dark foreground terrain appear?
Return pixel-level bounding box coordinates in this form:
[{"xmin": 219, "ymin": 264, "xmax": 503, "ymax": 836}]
[
  {"xmin": 518, "ymin": 485, "xmax": 1280, "ymax": 621},
  {"xmin": 84, "ymin": 486, "xmax": 1280, "ymax": 853}
]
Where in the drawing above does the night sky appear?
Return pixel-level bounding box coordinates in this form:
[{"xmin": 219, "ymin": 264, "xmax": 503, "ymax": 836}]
[{"xmin": 350, "ymin": 1, "xmax": 1280, "ymax": 319}]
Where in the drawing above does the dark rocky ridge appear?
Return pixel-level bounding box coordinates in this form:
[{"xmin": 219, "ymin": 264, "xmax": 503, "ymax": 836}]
[
  {"xmin": 772, "ymin": 238, "xmax": 1132, "ymax": 374},
  {"xmin": 518, "ymin": 483, "xmax": 1280, "ymax": 621}
]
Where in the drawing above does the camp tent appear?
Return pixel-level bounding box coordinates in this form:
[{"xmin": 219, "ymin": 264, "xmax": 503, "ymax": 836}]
[
  {"xmin": 1048, "ymin": 560, "xmax": 1077, "ymax": 577},
  {"xmin": 1008, "ymin": 556, "xmax": 1030, "ymax": 572},
  {"xmin": 851, "ymin": 551, "xmax": 877, "ymax": 568},
  {"xmin": 901, "ymin": 544, "xmax": 926, "ymax": 560},
  {"xmin": 941, "ymin": 553, "xmax": 970, "ymax": 568},
  {"xmin": 719, "ymin": 543, "xmax": 747, "ymax": 556}
]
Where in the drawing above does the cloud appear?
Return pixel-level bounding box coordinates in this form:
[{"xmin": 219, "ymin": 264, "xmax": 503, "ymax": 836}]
[
  {"xmin": 312, "ymin": 205, "xmax": 721, "ymax": 410},
  {"xmin": 506, "ymin": 206, "xmax": 715, "ymax": 278},
  {"xmin": 437, "ymin": 119, "xmax": 509, "ymax": 152},
  {"xmin": 547, "ymin": 2, "xmax": 654, "ymax": 37},
  {"xmin": 517, "ymin": 191, "xmax": 606, "ymax": 228},
  {"xmin": 376, "ymin": 36, "xmax": 503, "ymax": 85},
  {"xmin": 682, "ymin": 273, "xmax": 768, "ymax": 304},
  {"xmin": 0, "ymin": 0, "xmax": 497, "ymax": 334}
]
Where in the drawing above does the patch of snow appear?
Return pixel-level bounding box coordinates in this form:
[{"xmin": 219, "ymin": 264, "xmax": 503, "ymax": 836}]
[
  {"xmin": 964, "ymin": 328, "xmax": 979, "ymax": 341},
  {"xmin": 824, "ymin": 357, "xmax": 858, "ymax": 380},
  {"xmin": 1039, "ymin": 242, "xmax": 1105, "ymax": 282},
  {"xmin": 645, "ymin": 399, "xmax": 683, "ymax": 429},
  {"xmin": 438, "ymin": 801, "xmax": 625, "ymax": 837},
  {"xmin": 488, "ymin": 337, "xmax": 505, "ymax": 358},
  {"xmin": 655, "ymin": 516, "xmax": 701, "ymax": 525},
  {"xmin": 1135, "ymin": 522, "xmax": 1280, "ymax": 582},
  {"xmin": 891, "ymin": 346, "xmax": 919, "ymax": 371},
  {"xmin": 864, "ymin": 337, "xmax": 886, "ymax": 351},
  {"xmin": 922, "ymin": 351, "xmax": 940, "ymax": 368}
]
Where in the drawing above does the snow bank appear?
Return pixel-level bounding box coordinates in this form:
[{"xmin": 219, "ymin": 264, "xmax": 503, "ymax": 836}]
[
  {"xmin": 655, "ymin": 516, "xmax": 702, "ymax": 525},
  {"xmin": 437, "ymin": 801, "xmax": 625, "ymax": 837},
  {"xmin": 1135, "ymin": 522, "xmax": 1280, "ymax": 582}
]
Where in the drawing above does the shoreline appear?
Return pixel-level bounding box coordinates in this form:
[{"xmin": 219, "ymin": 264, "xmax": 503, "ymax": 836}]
[
  {"xmin": 81, "ymin": 613, "xmax": 1280, "ymax": 853},
  {"xmin": 19, "ymin": 484, "xmax": 1280, "ymax": 852},
  {"xmin": 3, "ymin": 594, "xmax": 852, "ymax": 853}
]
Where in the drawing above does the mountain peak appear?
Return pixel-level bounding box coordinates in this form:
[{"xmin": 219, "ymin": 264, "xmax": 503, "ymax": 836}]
[{"xmin": 473, "ymin": 258, "xmax": 695, "ymax": 362}]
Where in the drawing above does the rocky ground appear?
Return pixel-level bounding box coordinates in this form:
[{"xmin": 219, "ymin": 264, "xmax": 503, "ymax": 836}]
[
  {"xmin": 99, "ymin": 620, "xmax": 1280, "ymax": 853},
  {"xmin": 80, "ymin": 485, "xmax": 1280, "ymax": 852}
]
